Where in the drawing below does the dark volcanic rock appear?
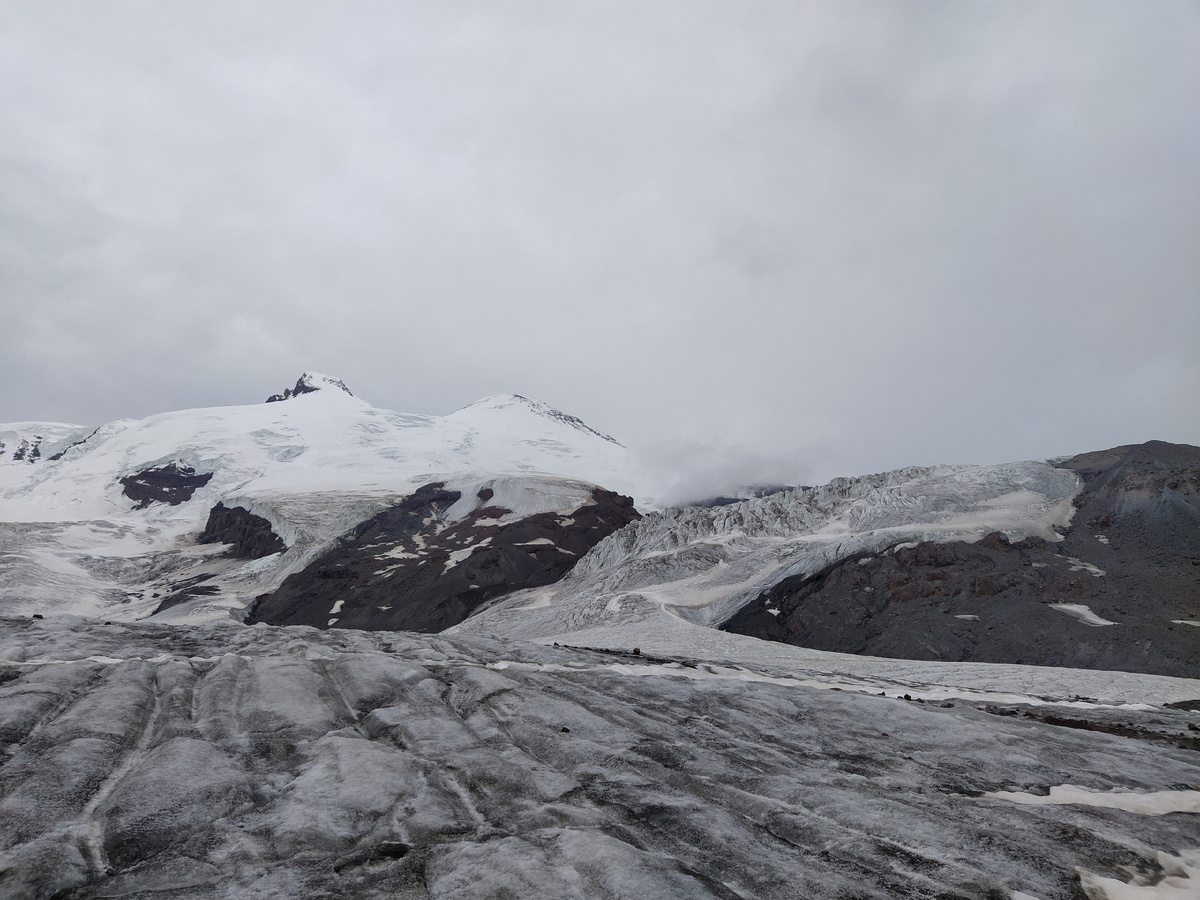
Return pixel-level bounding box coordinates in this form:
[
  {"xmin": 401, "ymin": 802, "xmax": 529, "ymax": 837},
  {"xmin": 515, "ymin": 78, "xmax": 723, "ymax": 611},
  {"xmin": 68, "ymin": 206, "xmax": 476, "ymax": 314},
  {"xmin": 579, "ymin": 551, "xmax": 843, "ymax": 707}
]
[
  {"xmin": 724, "ymin": 441, "xmax": 1200, "ymax": 678},
  {"xmin": 11, "ymin": 438, "xmax": 41, "ymax": 463},
  {"xmin": 198, "ymin": 503, "xmax": 287, "ymax": 559},
  {"xmin": 249, "ymin": 483, "xmax": 641, "ymax": 633},
  {"xmin": 119, "ymin": 463, "xmax": 213, "ymax": 510},
  {"xmin": 48, "ymin": 427, "xmax": 100, "ymax": 461},
  {"xmin": 266, "ymin": 373, "xmax": 353, "ymax": 403},
  {"xmin": 152, "ymin": 575, "xmax": 221, "ymax": 614}
]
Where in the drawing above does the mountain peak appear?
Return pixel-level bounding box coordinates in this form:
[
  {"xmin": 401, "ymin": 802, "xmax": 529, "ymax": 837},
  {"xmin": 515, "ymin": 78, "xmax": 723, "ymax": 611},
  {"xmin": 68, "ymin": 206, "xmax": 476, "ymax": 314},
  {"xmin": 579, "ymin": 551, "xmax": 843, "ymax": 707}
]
[
  {"xmin": 266, "ymin": 372, "xmax": 354, "ymax": 403},
  {"xmin": 455, "ymin": 394, "xmax": 622, "ymax": 446}
]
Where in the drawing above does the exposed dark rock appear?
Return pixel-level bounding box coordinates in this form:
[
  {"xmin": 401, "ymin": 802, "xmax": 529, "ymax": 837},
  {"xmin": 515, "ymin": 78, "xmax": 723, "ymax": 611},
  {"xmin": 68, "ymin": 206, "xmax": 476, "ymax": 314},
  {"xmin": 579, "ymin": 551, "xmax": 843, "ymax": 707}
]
[
  {"xmin": 152, "ymin": 575, "xmax": 221, "ymax": 614},
  {"xmin": 977, "ymin": 704, "xmax": 1200, "ymax": 752},
  {"xmin": 266, "ymin": 384, "xmax": 316, "ymax": 403},
  {"xmin": 724, "ymin": 441, "xmax": 1200, "ymax": 678},
  {"xmin": 249, "ymin": 483, "xmax": 641, "ymax": 633},
  {"xmin": 48, "ymin": 427, "xmax": 100, "ymax": 461},
  {"xmin": 11, "ymin": 438, "xmax": 41, "ymax": 463},
  {"xmin": 119, "ymin": 463, "xmax": 213, "ymax": 510},
  {"xmin": 198, "ymin": 503, "xmax": 287, "ymax": 559},
  {"xmin": 266, "ymin": 373, "xmax": 353, "ymax": 403},
  {"xmin": 1165, "ymin": 699, "xmax": 1200, "ymax": 711}
]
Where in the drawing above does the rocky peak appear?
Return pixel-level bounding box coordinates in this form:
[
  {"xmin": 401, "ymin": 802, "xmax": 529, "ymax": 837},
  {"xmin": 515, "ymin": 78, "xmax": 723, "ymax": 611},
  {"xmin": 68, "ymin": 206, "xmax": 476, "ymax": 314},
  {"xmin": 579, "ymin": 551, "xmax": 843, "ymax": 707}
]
[
  {"xmin": 266, "ymin": 372, "xmax": 354, "ymax": 403},
  {"xmin": 11, "ymin": 437, "xmax": 42, "ymax": 463}
]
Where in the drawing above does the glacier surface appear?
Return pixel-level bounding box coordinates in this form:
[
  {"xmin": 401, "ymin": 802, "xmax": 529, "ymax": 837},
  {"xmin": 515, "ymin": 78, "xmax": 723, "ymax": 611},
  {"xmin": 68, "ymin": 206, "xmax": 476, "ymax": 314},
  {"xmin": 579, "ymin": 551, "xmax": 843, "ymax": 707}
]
[{"xmin": 0, "ymin": 616, "xmax": 1197, "ymax": 899}]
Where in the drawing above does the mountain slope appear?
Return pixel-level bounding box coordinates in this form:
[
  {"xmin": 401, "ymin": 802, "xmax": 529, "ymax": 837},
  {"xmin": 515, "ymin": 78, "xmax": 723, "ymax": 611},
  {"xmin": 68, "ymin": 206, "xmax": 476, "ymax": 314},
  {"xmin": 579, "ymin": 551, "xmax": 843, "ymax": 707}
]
[
  {"xmin": 247, "ymin": 481, "xmax": 640, "ymax": 632},
  {"xmin": 722, "ymin": 441, "xmax": 1200, "ymax": 676},
  {"xmin": 0, "ymin": 375, "xmax": 635, "ymax": 624},
  {"xmin": 451, "ymin": 445, "xmax": 1199, "ymax": 678},
  {"xmin": 452, "ymin": 459, "xmax": 1080, "ymax": 638}
]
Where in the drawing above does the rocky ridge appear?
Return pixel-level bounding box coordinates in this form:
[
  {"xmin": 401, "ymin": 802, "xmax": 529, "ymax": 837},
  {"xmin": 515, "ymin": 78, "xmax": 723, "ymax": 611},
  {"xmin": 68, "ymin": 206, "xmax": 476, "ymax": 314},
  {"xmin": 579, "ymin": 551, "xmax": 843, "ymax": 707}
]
[
  {"xmin": 723, "ymin": 441, "xmax": 1200, "ymax": 677},
  {"xmin": 248, "ymin": 480, "xmax": 640, "ymax": 633},
  {"xmin": 266, "ymin": 372, "xmax": 353, "ymax": 403}
]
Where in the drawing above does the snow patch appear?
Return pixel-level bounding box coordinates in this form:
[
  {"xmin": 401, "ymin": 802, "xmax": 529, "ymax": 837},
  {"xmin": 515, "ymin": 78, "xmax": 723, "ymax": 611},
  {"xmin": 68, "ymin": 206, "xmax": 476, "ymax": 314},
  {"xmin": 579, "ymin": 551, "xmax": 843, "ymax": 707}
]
[
  {"xmin": 1050, "ymin": 604, "xmax": 1118, "ymax": 627},
  {"xmin": 443, "ymin": 475, "xmax": 599, "ymax": 524},
  {"xmin": 984, "ymin": 785, "xmax": 1200, "ymax": 815},
  {"xmin": 1066, "ymin": 556, "xmax": 1106, "ymax": 577},
  {"xmin": 379, "ymin": 546, "xmax": 421, "ymax": 560},
  {"xmin": 514, "ymin": 590, "xmax": 555, "ymax": 611},
  {"xmin": 442, "ymin": 545, "xmax": 483, "ymax": 573},
  {"xmin": 1076, "ymin": 850, "xmax": 1200, "ymax": 900}
]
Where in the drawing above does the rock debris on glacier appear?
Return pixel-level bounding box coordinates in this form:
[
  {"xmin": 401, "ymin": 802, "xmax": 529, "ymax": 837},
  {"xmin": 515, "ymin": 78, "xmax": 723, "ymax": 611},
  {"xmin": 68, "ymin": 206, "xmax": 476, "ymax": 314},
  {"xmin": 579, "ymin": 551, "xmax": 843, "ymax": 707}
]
[{"xmin": 0, "ymin": 616, "xmax": 1198, "ymax": 900}]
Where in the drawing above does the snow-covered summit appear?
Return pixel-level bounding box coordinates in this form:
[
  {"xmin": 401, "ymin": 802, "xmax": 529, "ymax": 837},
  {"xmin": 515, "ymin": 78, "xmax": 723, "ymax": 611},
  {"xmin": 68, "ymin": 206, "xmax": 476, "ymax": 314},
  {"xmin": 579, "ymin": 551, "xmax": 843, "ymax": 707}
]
[
  {"xmin": 265, "ymin": 371, "xmax": 354, "ymax": 402},
  {"xmin": 0, "ymin": 382, "xmax": 634, "ymax": 519},
  {"xmin": 0, "ymin": 380, "xmax": 637, "ymax": 622},
  {"xmin": 453, "ymin": 394, "xmax": 622, "ymax": 446}
]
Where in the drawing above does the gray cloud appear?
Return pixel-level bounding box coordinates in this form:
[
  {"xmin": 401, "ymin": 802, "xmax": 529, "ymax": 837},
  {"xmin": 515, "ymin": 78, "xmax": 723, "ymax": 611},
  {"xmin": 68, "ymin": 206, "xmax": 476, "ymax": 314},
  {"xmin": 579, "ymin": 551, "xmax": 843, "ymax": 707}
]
[{"xmin": 2, "ymin": 1, "xmax": 1197, "ymax": 490}]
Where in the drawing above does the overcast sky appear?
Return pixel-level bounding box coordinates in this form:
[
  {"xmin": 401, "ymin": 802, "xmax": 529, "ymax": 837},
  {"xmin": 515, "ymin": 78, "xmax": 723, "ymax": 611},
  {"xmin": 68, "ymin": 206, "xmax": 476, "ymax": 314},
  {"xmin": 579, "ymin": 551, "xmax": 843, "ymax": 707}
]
[{"xmin": 2, "ymin": 1, "xmax": 1197, "ymax": 498}]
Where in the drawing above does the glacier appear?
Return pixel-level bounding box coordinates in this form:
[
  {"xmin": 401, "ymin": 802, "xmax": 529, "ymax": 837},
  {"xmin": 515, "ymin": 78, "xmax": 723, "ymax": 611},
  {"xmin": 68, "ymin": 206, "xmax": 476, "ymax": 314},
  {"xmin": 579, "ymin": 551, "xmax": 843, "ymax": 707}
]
[
  {"xmin": 0, "ymin": 615, "xmax": 1197, "ymax": 899},
  {"xmin": 451, "ymin": 460, "xmax": 1081, "ymax": 644}
]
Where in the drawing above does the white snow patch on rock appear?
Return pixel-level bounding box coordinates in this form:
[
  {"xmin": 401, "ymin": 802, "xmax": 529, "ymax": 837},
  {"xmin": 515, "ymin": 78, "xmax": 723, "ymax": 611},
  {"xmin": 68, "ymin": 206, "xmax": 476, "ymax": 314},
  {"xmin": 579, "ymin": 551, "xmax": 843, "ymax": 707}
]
[
  {"xmin": 1066, "ymin": 556, "xmax": 1106, "ymax": 577},
  {"xmin": 1050, "ymin": 604, "xmax": 1118, "ymax": 627},
  {"xmin": 443, "ymin": 546, "xmax": 482, "ymax": 573},
  {"xmin": 444, "ymin": 475, "xmax": 599, "ymax": 524}
]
